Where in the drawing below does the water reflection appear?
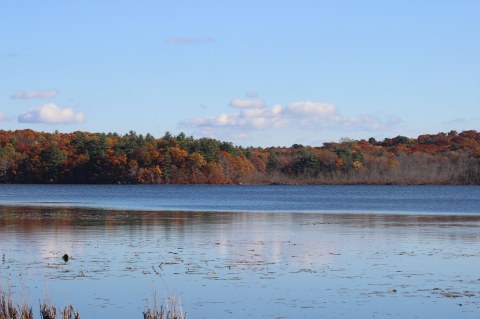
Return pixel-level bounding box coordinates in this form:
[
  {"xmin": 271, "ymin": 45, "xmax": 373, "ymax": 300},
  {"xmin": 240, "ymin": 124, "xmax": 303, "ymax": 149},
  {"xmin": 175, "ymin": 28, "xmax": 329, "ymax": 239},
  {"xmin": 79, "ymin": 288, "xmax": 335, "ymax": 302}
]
[{"xmin": 1, "ymin": 206, "xmax": 480, "ymax": 318}]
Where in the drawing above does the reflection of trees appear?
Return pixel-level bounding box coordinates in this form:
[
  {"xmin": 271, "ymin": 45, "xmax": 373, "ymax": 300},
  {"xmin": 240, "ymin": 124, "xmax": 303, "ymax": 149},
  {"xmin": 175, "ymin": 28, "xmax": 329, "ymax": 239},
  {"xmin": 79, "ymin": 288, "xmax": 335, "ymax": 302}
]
[
  {"xmin": 2, "ymin": 206, "xmax": 479, "ymax": 241},
  {"xmin": 2, "ymin": 206, "xmax": 480, "ymax": 282},
  {"xmin": 0, "ymin": 206, "xmax": 246, "ymax": 235}
]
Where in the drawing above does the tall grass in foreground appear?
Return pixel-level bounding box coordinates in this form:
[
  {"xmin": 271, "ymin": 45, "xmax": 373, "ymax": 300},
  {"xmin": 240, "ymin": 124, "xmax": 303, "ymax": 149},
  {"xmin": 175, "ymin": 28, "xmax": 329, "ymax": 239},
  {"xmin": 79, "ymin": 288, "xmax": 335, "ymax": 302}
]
[
  {"xmin": 143, "ymin": 292, "xmax": 187, "ymax": 319},
  {"xmin": 1, "ymin": 289, "xmax": 186, "ymax": 319},
  {"xmin": 1, "ymin": 290, "xmax": 79, "ymax": 319},
  {"xmin": 39, "ymin": 300, "xmax": 80, "ymax": 319},
  {"xmin": 0, "ymin": 287, "xmax": 33, "ymax": 319}
]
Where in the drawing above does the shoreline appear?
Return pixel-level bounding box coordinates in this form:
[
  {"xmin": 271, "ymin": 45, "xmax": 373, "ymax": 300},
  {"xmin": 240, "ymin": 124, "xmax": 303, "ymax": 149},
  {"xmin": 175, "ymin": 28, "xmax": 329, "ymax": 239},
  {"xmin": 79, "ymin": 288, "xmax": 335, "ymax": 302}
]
[
  {"xmin": 1, "ymin": 181, "xmax": 479, "ymax": 185},
  {"xmin": 1, "ymin": 202, "xmax": 480, "ymax": 217}
]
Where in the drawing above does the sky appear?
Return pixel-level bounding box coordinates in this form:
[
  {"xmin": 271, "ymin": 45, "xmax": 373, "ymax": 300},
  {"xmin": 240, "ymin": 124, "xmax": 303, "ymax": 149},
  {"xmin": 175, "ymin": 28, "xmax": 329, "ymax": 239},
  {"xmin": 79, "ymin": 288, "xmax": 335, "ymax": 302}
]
[{"xmin": 0, "ymin": 0, "xmax": 479, "ymax": 147}]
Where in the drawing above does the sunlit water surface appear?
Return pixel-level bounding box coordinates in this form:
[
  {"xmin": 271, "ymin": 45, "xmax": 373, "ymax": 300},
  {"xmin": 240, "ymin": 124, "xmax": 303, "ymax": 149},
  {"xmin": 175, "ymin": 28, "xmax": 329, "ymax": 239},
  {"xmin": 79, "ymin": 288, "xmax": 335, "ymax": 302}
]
[{"xmin": 1, "ymin": 185, "xmax": 480, "ymax": 318}]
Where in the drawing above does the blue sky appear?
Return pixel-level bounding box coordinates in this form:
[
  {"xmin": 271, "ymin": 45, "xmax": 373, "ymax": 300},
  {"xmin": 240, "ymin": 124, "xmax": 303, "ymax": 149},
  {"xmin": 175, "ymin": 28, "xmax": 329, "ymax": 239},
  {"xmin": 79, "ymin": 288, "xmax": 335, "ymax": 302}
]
[{"xmin": 1, "ymin": 0, "xmax": 479, "ymax": 147}]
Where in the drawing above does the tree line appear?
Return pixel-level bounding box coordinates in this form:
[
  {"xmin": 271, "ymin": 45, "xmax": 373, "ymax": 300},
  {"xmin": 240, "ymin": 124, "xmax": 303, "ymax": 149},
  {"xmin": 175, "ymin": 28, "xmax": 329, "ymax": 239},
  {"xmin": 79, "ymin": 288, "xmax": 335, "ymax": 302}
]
[{"xmin": 0, "ymin": 129, "xmax": 479, "ymax": 184}]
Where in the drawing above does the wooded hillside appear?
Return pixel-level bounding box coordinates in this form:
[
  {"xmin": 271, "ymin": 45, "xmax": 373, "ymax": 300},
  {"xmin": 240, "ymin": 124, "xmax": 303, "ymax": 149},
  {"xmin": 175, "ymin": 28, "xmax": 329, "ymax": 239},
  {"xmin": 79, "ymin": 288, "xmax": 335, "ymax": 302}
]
[{"xmin": 1, "ymin": 129, "xmax": 479, "ymax": 184}]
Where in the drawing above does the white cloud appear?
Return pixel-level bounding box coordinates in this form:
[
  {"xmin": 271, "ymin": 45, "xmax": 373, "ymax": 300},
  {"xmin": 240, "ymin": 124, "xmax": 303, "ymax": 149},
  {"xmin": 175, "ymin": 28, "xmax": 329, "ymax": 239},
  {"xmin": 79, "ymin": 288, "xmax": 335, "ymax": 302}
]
[
  {"xmin": 182, "ymin": 96, "xmax": 402, "ymax": 140},
  {"xmin": 18, "ymin": 104, "xmax": 85, "ymax": 124},
  {"xmin": 165, "ymin": 36, "xmax": 215, "ymax": 45},
  {"xmin": 184, "ymin": 97, "xmax": 285, "ymax": 130},
  {"xmin": 11, "ymin": 90, "xmax": 59, "ymax": 99},
  {"xmin": 286, "ymin": 101, "xmax": 336, "ymax": 116},
  {"xmin": 229, "ymin": 98, "xmax": 265, "ymax": 109}
]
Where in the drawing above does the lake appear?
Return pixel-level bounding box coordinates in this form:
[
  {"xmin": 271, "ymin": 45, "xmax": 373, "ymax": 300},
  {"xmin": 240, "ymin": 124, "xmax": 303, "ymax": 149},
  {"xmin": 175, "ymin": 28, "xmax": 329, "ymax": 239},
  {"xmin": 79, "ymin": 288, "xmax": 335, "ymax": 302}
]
[
  {"xmin": 1, "ymin": 184, "xmax": 480, "ymax": 214},
  {"xmin": 1, "ymin": 185, "xmax": 480, "ymax": 318}
]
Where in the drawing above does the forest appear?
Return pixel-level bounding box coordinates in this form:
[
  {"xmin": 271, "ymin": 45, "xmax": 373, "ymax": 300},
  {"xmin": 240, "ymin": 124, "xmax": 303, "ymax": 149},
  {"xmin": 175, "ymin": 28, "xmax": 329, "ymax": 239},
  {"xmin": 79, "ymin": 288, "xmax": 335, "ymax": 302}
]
[{"xmin": 0, "ymin": 129, "xmax": 479, "ymax": 185}]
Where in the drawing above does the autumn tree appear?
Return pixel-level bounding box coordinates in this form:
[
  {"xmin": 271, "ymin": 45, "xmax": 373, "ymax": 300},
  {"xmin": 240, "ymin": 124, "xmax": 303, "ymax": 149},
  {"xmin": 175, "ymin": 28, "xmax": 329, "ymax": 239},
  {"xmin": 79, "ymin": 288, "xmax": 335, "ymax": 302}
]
[{"xmin": 0, "ymin": 129, "xmax": 479, "ymax": 184}]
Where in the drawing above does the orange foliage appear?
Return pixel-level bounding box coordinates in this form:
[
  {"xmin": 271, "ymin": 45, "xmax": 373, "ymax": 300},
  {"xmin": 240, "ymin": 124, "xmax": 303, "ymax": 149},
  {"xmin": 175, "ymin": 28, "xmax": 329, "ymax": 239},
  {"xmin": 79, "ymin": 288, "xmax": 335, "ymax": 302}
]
[{"xmin": 0, "ymin": 129, "xmax": 479, "ymax": 184}]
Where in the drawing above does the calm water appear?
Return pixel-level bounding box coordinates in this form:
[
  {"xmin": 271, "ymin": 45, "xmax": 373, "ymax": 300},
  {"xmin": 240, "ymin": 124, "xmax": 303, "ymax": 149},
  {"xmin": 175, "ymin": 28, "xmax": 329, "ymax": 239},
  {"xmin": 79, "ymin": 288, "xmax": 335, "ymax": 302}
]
[
  {"xmin": 0, "ymin": 184, "xmax": 479, "ymax": 214},
  {"xmin": 1, "ymin": 185, "xmax": 480, "ymax": 318}
]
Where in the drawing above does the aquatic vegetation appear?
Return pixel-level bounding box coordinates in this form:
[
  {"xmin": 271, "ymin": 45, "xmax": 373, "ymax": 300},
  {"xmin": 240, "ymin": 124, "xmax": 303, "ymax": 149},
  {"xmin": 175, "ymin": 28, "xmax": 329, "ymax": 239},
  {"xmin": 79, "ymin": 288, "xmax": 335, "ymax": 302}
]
[
  {"xmin": 143, "ymin": 292, "xmax": 187, "ymax": 319},
  {"xmin": 2, "ymin": 206, "xmax": 480, "ymax": 318},
  {"xmin": 39, "ymin": 301, "xmax": 56, "ymax": 319},
  {"xmin": 1, "ymin": 289, "xmax": 186, "ymax": 319},
  {"xmin": 0, "ymin": 289, "xmax": 33, "ymax": 319},
  {"xmin": 60, "ymin": 306, "xmax": 80, "ymax": 319},
  {"xmin": 39, "ymin": 300, "xmax": 80, "ymax": 319}
]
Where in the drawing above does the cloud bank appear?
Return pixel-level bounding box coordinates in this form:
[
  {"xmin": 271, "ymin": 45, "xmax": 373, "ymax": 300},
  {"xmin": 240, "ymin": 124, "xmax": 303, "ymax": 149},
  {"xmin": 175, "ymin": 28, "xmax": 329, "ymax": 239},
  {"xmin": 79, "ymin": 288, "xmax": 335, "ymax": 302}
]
[
  {"xmin": 18, "ymin": 104, "xmax": 85, "ymax": 125},
  {"xmin": 11, "ymin": 90, "xmax": 59, "ymax": 99},
  {"xmin": 0, "ymin": 112, "xmax": 6, "ymax": 122},
  {"xmin": 182, "ymin": 96, "xmax": 402, "ymax": 138}
]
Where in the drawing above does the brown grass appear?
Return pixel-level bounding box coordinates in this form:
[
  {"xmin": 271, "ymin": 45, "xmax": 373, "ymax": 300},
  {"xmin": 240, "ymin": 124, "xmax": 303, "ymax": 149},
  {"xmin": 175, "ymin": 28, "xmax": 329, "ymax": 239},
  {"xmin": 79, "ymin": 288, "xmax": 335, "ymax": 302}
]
[
  {"xmin": 143, "ymin": 292, "xmax": 187, "ymax": 319},
  {"xmin": 1, "ymin": 289, "xmax": 33, "ymax": 319},
  {"xmin": 2, "ymin": 289, "xmax": 186, "ymax": 319},
  {"xmin": 39, "ymin": 301, "xmax": 56, "ymax": 319},
  {"xmin": 61, "ymin": 306, "xmax": 80, "ymax": 319},
  {"xmin": 39, "ymin": 301, "xmax": 80, "ymax": 319}
]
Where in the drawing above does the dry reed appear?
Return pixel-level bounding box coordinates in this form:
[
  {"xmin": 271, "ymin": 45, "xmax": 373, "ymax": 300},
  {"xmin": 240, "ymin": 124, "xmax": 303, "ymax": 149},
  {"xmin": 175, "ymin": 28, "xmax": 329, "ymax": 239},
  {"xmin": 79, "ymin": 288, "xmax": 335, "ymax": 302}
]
[
  {"xmin": 39, "ymin": 301, "xmax": 80, "ymax": 319},
  {"xmin": 61, "ymin": 305, "xmax": 80, "ymax": 319},
  {"xmin": 2, "ymin": 288, "xmax": 185, "ymax": 319},
  {"xmin": 143, "ymin": 292, "xmax": 187, "ymax": 319},
  {"xmin": 0, "ymin": 289, "xmax": 33, "ymax": 319},
  {"xmin": 39, "ymin": 301, "xmax": 56, "ymax": 319}
]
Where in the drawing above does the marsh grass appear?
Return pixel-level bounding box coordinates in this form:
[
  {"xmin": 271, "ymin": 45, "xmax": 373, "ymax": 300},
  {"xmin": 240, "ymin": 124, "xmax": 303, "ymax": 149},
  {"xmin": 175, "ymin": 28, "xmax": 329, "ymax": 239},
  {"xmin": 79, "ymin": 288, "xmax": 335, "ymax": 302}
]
[
  {"xmin": 40, "ymin": 300, "xmax": 80, "ymax": 319},
  {"xmin": 61, "ymin": 306, "xmax": 80, "ymax": 319},
  {"xmin": 0, "ymin": 289, "xmax": 33, "ymax": 319},
  {"xmin": 2, "ymin": 288, "xmax": 185, "ymax": 319},
  {"xmin": 39, "ymin": 300, "xmax": 80, "ymax": 319},
  {"xmin": 143, "ymin": 291, "xmax": 187, "ymax": 319},
  {"xmin": 1, "ymin": 289, "xmax": 79, "ymax": 319},
  {"xmin": 39, "ymin": 301, "xmax": 56, "ymax": 319}
]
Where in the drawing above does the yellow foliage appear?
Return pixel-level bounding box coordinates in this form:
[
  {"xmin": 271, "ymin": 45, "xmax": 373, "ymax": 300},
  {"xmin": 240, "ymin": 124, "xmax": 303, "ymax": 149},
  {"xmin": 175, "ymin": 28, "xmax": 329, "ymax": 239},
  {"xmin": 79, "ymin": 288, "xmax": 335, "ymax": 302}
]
[
  {"xmin": 352, "ymin": 161, "xmax": 363, "ymax": 170},
  {"xmin": 188, "ymin": 152, "xmax": 206, "ymax": 169},
  {"xmin": 335, "ymin": 158, "xmax": 344, "ymax": 169}
]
